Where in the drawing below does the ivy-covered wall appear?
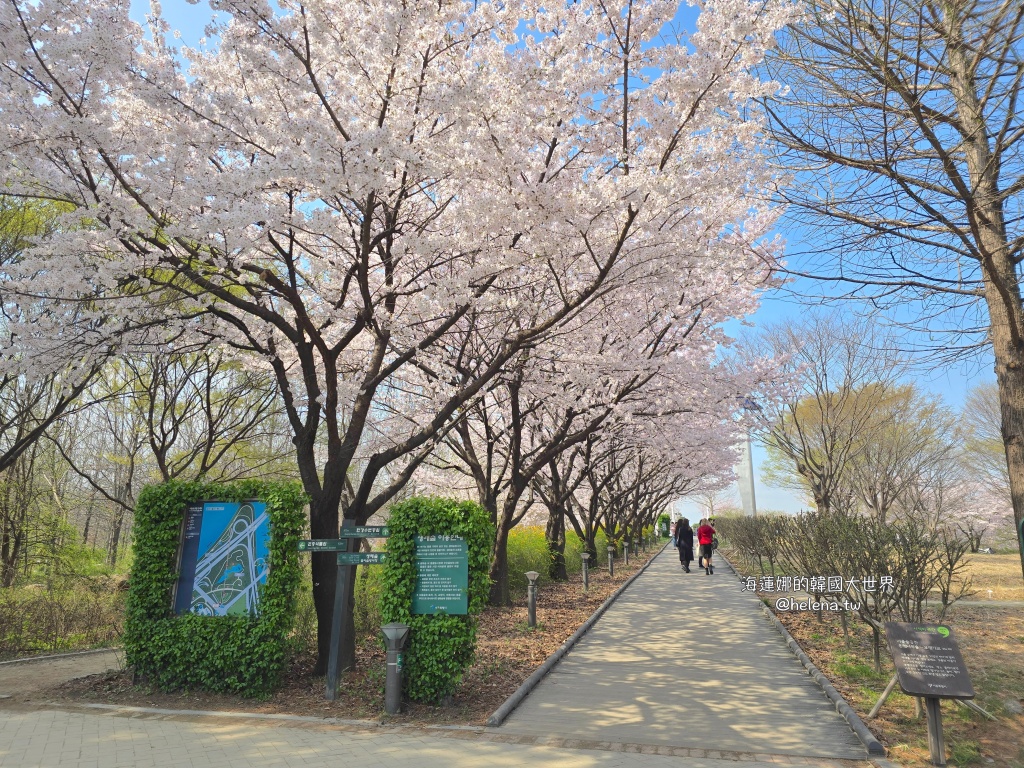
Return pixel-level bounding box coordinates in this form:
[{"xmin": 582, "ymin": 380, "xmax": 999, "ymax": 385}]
[
  {"xmin": 124, "ymin": 480, "xmax": 306, "ymax": 697},
  {"xmin": 379, "ymin": 497, "xmax": 493, "ymax": 703}
]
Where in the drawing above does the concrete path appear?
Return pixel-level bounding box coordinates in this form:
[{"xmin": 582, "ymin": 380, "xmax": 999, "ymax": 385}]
[
  {"xmin": 0, "ymin": 649, "xmax": 122, "ymax": 699},
  {"xmin": 0, "ymin": 706, "xmax": 870, "ymax": 768},
  {"xmin": 498, "ymin": 547, "xmax": 869, "ymax": 760}
]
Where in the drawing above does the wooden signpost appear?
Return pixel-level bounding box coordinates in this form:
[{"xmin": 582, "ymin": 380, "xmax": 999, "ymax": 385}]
[{"xmin": 871, "ymin": 623, "xmax": 976, "ymax": 766}]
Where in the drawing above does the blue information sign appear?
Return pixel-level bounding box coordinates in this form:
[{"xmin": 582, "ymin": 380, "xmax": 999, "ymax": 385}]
[{"xmin": 173, "ymin": 500, "xmax": 270, "ymax": 616}]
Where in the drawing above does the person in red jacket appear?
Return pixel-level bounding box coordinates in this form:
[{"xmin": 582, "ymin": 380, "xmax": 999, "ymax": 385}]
[{"xmin": 696, "ymin": 518, "xmax": 716, "ymax": 575}]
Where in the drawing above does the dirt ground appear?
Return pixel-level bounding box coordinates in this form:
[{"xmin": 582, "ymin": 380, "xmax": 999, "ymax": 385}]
[{"xmin": 24, "ymin": 547, "xmax": 663, "ymax": 726}]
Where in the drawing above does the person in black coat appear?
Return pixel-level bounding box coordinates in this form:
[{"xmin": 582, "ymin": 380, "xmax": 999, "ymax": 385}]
[{"xmin": 674, "ymin": 517, "xmax": 694, "ymax": 573}]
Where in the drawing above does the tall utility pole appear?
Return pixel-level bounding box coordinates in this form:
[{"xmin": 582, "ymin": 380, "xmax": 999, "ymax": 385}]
[{"xmin": 737, "ymin": 430, "xmax": 758, "ymax": 517}]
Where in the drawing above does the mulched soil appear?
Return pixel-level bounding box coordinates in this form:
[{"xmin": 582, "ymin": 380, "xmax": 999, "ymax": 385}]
[{"xmin": 52, "ymin": 549, "xmax": 662, "ymax": 725}]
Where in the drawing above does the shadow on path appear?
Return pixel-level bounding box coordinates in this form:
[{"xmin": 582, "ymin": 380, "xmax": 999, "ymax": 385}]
[{"xmin": 498, "ymin": 548, "xmax": 869, "ymax": 760}]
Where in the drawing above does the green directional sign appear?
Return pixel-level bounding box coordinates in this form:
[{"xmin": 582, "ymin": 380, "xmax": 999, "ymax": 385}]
[
  {"xmin": 336, "ymin": 551, "xmax": 387, "ymax": 565},
  {"xmin": 412, "ymin": 536, "xmax": 468, "ymax": 615},
  {"xmin": 339, "ymin": 526, "xmax": 390, "ymax": 538},
  {"xmin": 297, "ymin": 539, "xmax": 347, "ymax": 552}
]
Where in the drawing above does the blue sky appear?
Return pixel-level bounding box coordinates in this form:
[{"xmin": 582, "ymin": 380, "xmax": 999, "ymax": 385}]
[{"xmin": 131, "ymin": 0, "xmax": 996, "ymax": 515}]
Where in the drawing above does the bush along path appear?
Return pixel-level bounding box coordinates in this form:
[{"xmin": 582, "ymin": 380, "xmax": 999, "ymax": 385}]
[{"xmin": 496, "ymin": 546, "xmax": 870, "ymax": 761}]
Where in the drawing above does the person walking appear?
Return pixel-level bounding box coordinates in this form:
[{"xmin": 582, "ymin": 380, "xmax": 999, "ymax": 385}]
[
  {"xmin": 674, "ymin": 517, "xmax": 694, "ymax": 572},
  {"xmin": 696, "ymin": 518, "xmax": 716, "ymax": 575},
  {"xmin": 696, "ymin": 518, "xmax": 706, "ymax": 570}
]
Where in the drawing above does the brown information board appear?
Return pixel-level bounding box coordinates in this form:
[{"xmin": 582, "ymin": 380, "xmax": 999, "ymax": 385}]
[{"xmin": 884, "ymin": 622, "xmax": 975, "ymax": 699}]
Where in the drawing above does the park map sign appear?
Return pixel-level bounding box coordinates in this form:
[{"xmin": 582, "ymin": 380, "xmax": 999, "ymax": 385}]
[
  {"xmin": 173, "ymin": 500, "xmax": 271, "ymax": 616},
  {"xmin": 412, "ymin": 535, "xmax": 469, "ymax": 615}
]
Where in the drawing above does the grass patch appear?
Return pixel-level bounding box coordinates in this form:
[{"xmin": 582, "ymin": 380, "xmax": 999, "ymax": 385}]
[
  {"xmin": 949, "ymin": 740, "xmax": 983, "ymax": 767},
  {"xmin": 961, "ymin": 554, "xmax": 1024, "ymax": 601}
]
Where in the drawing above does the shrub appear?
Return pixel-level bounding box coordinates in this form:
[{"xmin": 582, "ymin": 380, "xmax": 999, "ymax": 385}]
[
  {"xmin": 507, "ymin": 526, "xmax": 552, "ymax": 598},
  {"xmin": 0, "ymin": 579, "xmax": 124, "ymax": 659},
  {"xmin": 379, "ymin": 496, "xmax": 493, "ymax": 703},
  {"xmin": 123, "ymin": 480, "xmax": 306, "ymax": 697}
]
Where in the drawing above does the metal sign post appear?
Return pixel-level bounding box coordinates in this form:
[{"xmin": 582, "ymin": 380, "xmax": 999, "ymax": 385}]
[
  {"xmin": 305, "ymin": 521, "xmax": 390, "ymax": 701},
  {"xmin": 325, "ymin": 532, "xmax": 350, "ymax": 701}
]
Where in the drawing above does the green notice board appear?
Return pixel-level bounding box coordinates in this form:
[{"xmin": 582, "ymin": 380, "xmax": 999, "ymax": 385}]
[{"xmin": 412, "ymin": 535, "xmax": 468, "ymax": 615}]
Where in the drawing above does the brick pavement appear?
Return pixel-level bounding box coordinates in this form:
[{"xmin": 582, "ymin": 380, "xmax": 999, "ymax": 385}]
[{"xmin": 0, "ymin": 706, "xmax": 872, "ymax": 768}]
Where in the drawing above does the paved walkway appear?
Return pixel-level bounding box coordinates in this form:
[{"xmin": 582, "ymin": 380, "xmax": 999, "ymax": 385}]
[
  {"xmin": 0, "ymin": 650, "xmax": 121, "ymax": 699},
  {"xmin": 498, "ymin": 547, "xmax": 869, "ymax": 760},
  {"xmin": 0, "ymin": 706, "xmax": 869, "ymax": 768},
  {"xmin": 0, "ymin": 549, "xmax": 879, "ymax": 767}
]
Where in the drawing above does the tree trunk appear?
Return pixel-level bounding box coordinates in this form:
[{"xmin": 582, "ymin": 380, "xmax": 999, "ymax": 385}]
[
  {"xmin": 107, "ymin": 510, "xmax": 124, "ymax": 567},
  {"xmin": 1, "ymin": 531, "xmax": 22, "ymax": 588},
  {"xmin": 545, "ymin": 506, "xmax": 567, "ymax": 581},
  {"xmin": 489, "ymin": 523, "xmax": 511, "ymax": 606},
  {"xmin": 489, "ymin": 481, "xmax": 530, "ymax": 606},
  {"xmin": 992, "ymin": 338, "xmax": 1024, "ymax": 581},
  {"xmin": 943, "ymin": 9, "xmax": 1024, "ymax": 582},
  {"xmin": 309, "ymin": 490, "xmax": 346, "ymax": 676}
]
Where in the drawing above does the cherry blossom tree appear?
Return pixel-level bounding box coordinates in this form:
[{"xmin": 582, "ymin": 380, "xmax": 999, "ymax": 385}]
[
  {"xmin": 433, "ymin": 278, "xmax": 778, "ymax": 603},
  {"xmin": 0, "ymin": 198, "xmax": 103, "ymax": 475},
  {"xmin": 0, "ymin": 0, "xmax": 791, "ymax": 669}
]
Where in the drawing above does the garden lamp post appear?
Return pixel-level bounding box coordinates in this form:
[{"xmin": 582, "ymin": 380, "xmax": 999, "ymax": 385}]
[
  {"xmin": 381, "ymin": 622, "xmax": 410, "ymax": 714},
  {"xmin": 525, "ymin": 571, "xmax": 539, "ymax": 628}
]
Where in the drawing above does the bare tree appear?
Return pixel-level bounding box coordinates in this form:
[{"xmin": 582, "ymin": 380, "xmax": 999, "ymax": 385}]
[
  {"xmin": 962, "ymin": 381, "xmax": 1011, "ymax": 497},
  {"xmin": 695, "ymin": 487, "xmax": 739, "ymax": 520},
  {"xmin": 53, "ymin": 353, "xmax": 291, "ymax": 565},
  {"xmin": 844, "ymin": 385, "xmax": 960, "ymax": 523},
  {"xmin": 763, "ymin": 0, "xmax": 1024, "ymax": 578},
  {"xmin": 758, "ymin": 314, "xmax": 907, "ymax": 513}
]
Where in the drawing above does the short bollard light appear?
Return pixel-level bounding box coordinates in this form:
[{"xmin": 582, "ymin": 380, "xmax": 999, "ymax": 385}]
[
  {"xmin": 623, "ymin": 541, "xmax": 630, "ymax": 566},
  {"xmin": 381, "ymin": 622, "xmax": 410, "ymax": 715},
  {"xmin": 607, "ymin": 544, "xmax": 615, "ymax": 577},
  {"xmin": 633, "ymin": 539, "xmax": 640, "ymax": 556},
  {"xmin": 581, "ymin": 553, "xmax": 590, "ymax": 591},
  {"xmin": 526, "ymin": 571, "xmax": 540, "ymax": 628}
]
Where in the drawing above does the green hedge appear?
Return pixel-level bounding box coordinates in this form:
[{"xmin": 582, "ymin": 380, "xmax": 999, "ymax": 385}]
[
  {"xmin": 379, "ymin": 497, "xmax": 493, "ymax": 703},
  {"xmin": 123, "ymin": 480, "xmax": 306, "ymax": 697}
]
